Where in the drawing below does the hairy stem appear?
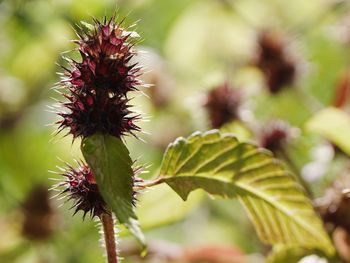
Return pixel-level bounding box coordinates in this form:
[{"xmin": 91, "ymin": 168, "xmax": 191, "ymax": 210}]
[{"xmin": 101, "ymin": 211, "xmax": 118, "ymax": 263}]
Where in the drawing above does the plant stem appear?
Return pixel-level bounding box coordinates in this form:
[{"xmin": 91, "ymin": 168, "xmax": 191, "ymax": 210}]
[
  {"xmin": 101, "ymin": 211, "xmax": 118, "ymax": 263},
  {"xmin": 278, "ymin": 148, "xmax": 313, "ymax": 198},
  {"xmin": 135, "ymin": 178, "xmax": 163, "ymax": 190}
]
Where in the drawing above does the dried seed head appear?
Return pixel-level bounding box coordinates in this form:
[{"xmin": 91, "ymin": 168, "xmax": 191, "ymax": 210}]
[
  {"xmin": 204, "ymin": 82, "xmax": 241, "ymax": 128},
  {"xmin": 259, "ymin": 120, "xmax": 291, "ymax": 154},
  {"xmin": 256, "ymin": 30, "xmax": 296, "ymax": 94}
]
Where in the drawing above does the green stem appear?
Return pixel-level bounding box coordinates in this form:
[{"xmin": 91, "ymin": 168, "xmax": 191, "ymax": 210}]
[
  {"xmin": 278, "ymin": 148, "xmax": 313, "ymax": 198},
  {"xmin": 101, "ymin": 211, "xmax": 118, "ymax": 263}
]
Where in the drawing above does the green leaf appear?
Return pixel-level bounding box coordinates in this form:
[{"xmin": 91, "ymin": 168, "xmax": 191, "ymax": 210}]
[
  {"xmin": 266, "ymin": 245, "xmax": 336, "ymax": 263},
  {"xmin": 137, "ymin": 183, "xmax": 204, "ymax": 229},
  {"xmin": 219, "ymin": 121, "xmax": 253, "ymax": 141},
  {"xmin": 81, "ymin": 134, "xmax": 145, "ymax": 246},
  {"xmin": 306, "ymin": 107, "xmax": 350, "ymax": 156},
  {"xmin": 266, "ymin": 246, "xmax": 316, "ymax": 263},
  {"xmin": 158, "ymin": 130, "xmax": 334, "ymax": 255}
]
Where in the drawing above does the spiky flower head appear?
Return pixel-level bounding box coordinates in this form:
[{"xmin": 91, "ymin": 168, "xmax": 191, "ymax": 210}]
[
  {"xmin": 256, "ymin": 30, "xmax": 296, "ymax": 94},
  {"xmin": 259, "ymin": 120, "xmax": 291, "ymax": 154},
  {"xmin": 59, "ymin": 162, "xmax": 108, "ymax": 219},
  {"xmin": 204, "ymin": 82, "xmax": 241, "ymax": 128},
  {"xmin": 56, "ymin": 17, "xmax": 142, "ymax": 139},
  {"xmin": 56, "ymin": 161, "xmax": 143, "ymax": 219}
]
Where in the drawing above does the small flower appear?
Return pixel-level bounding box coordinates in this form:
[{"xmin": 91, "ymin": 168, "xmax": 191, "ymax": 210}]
[
  {"xmin": 256, "ymin": 30, "xmax": 296, "ymax": 94},
  {"xmin": 204, "ymin": 82, "xmax": 241, "ymax": 128},
  {"xmin": 259, "ymin": 120, "xmax": 291, "ymax": 153}
]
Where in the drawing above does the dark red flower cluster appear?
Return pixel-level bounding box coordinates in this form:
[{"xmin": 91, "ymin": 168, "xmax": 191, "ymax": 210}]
[
  {"xmin": 57, "ymin": 17, "xmax": 142, "ymax": 139},
  {"xmin": 259, "ymin": 120, "xmax": 291, "ymax": 154},
  {"xmin": 256, "ymin": 30, "xmax": 296, "ymax": 94},
  {"xmin": 59, "ymin": 163, "xmax": 108, "ymax": 218},
  {"xmin": 204, "ymin": 82, "xmax": 241, "ymax": 128},
  {"xmin": 56, "ymin": 161, "xmax": 143, "ymax": 219}
]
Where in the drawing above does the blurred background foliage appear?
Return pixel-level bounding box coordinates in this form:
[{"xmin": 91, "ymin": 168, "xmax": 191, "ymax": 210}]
[{"xmin": 1, "ymin": 0, "xmax": 350, "ymax": 262}]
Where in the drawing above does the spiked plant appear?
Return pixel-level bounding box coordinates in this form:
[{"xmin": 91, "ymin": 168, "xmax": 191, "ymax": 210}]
[
  {"xmin": 53, "ymin": 16, "xmax": 146, "ymax": 263},
  {"xmin": 52, "ymin": 16, "xmax": 336, "ymax": 263}
]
